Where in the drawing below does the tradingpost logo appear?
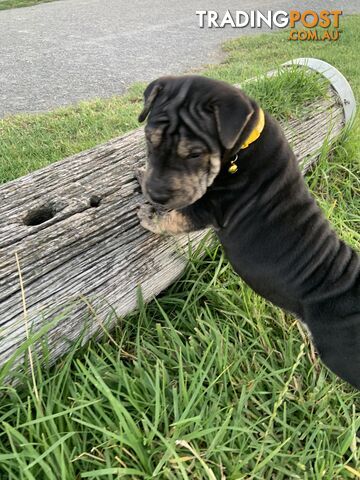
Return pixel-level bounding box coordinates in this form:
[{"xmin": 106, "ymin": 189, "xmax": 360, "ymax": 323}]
[{"xmin": 196, "ymin": 10, "xmax": 343, "ymax": 41}]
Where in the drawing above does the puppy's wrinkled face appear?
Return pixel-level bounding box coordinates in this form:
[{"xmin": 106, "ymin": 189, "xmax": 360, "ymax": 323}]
[
  {"xmin": 142, "ymin": 123, "xmax": 221, "ymax": 210},
  {"xmin": 138, "ymin": 75, "xmax": 255, "ymax": 209}
]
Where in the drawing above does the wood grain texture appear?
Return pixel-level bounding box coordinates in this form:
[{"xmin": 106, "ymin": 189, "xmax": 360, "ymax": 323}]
[{"xmin": 0, "ymin": 85, "xmax": 344, "ymax": 367}]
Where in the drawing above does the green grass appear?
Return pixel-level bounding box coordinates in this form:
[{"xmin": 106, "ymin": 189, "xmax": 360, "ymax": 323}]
[
  {"xmin": 0, "ymin": 0, "xmax": 55, "ymax": 11},
  {"xmin": 0, "ymin": 85, "xmax": 145, "ymax": 183},
  {"xmin": 0, "ymin": 15, "xmax": 359, "ymax": 480},
  {"xmin": 0, "ymin": 68, "xmax": 327, "ymax": 185},
  {"xmin": 243, "ymin": 67, "xmax": 328, "ymax": 120}
]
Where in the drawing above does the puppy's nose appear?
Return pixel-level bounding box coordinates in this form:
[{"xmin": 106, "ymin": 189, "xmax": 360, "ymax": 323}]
[{"xmin": 148, "ymin": 188, "xmax": 170, "ymax": 205}]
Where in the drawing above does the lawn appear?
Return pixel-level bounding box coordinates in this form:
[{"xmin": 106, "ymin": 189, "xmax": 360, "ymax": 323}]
[{"xmin": 0, "ymin": 15, "xmax": 359, "ymax": 480}]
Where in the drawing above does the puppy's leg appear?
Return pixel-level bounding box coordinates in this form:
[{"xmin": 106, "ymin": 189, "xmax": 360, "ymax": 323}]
[
  {"xmin": 305, "ymin": 304, "xmax": 360, "ymax": 389},
  {"xmin": 137, "ymin": 204, "xmax": 199, "ymax": 235}
]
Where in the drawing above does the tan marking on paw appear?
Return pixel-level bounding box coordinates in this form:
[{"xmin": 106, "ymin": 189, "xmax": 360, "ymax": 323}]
[
  {"xmin": 162, "ymin": 210, "xmax": 194, "ymax": 234},
  {"xmin": 137, "ymin": 205, "xmax": 193, "ymax": 235}
]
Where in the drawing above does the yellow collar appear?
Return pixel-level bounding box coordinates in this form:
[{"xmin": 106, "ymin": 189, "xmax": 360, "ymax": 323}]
[
  {"xmin": 241, "ymin": 108, "xmax": 265, "ymax": 150},
  {"xmin": 228, "ymin": 108, "xmax": 265, "ymax": 174}
]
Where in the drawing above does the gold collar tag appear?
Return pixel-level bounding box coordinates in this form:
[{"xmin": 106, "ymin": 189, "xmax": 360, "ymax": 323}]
[
  {"xmin": 228, "ymin": 155, "xmax": 238, "ymax": 174},
  {"xmin": 228, "ymin": 108, "xmax": 265, "ymax": 174}
]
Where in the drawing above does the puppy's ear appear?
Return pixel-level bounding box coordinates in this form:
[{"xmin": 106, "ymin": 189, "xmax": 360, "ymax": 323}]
[
  {"xmin": 213, "ymin": 93, "xmax": 254, "ymax": 150},
  {"xmin": 138, "ymin": 81, "xmax": 163, "ymax": 123}
]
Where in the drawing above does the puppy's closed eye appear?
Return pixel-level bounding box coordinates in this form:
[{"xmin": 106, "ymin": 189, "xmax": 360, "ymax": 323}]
[{"xmin": 187, "ymin": 151, "xmax": 203, "ymax": 160}]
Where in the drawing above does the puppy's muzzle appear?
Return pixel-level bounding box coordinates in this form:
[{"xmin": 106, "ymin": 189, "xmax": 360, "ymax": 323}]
[
  {"xmin": 147, "ymin": 187, "xmax": 171, "ymax": 205},
  {"xmin": 144, "ymin": 177, "xmax": 172, "ymax": 206}
]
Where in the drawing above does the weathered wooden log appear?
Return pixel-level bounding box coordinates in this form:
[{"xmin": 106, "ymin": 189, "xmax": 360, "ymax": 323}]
[{"xmin": 0, "ymin": 58, "xmax": 356, "ymax": 368}]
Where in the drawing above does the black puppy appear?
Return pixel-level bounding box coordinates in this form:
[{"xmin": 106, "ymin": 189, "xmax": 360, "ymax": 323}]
[{"xmin": 137, "ymin": 75, "xmax": 360, "ymax": 390}]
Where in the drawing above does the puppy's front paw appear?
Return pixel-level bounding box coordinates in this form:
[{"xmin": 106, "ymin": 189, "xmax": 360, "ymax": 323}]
[{"xmin": 137, "ymin": 204, "xmax": 166, "ymax": 235}]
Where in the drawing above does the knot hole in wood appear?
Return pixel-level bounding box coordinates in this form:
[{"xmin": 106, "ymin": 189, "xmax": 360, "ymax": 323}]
[
  {"xmin": 89, "ymin": 195, "xmax": 102, "ymax": 208},
  {"xmin": 23, "ymin": 204, "xmax": 57, "ymax": 226}
]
